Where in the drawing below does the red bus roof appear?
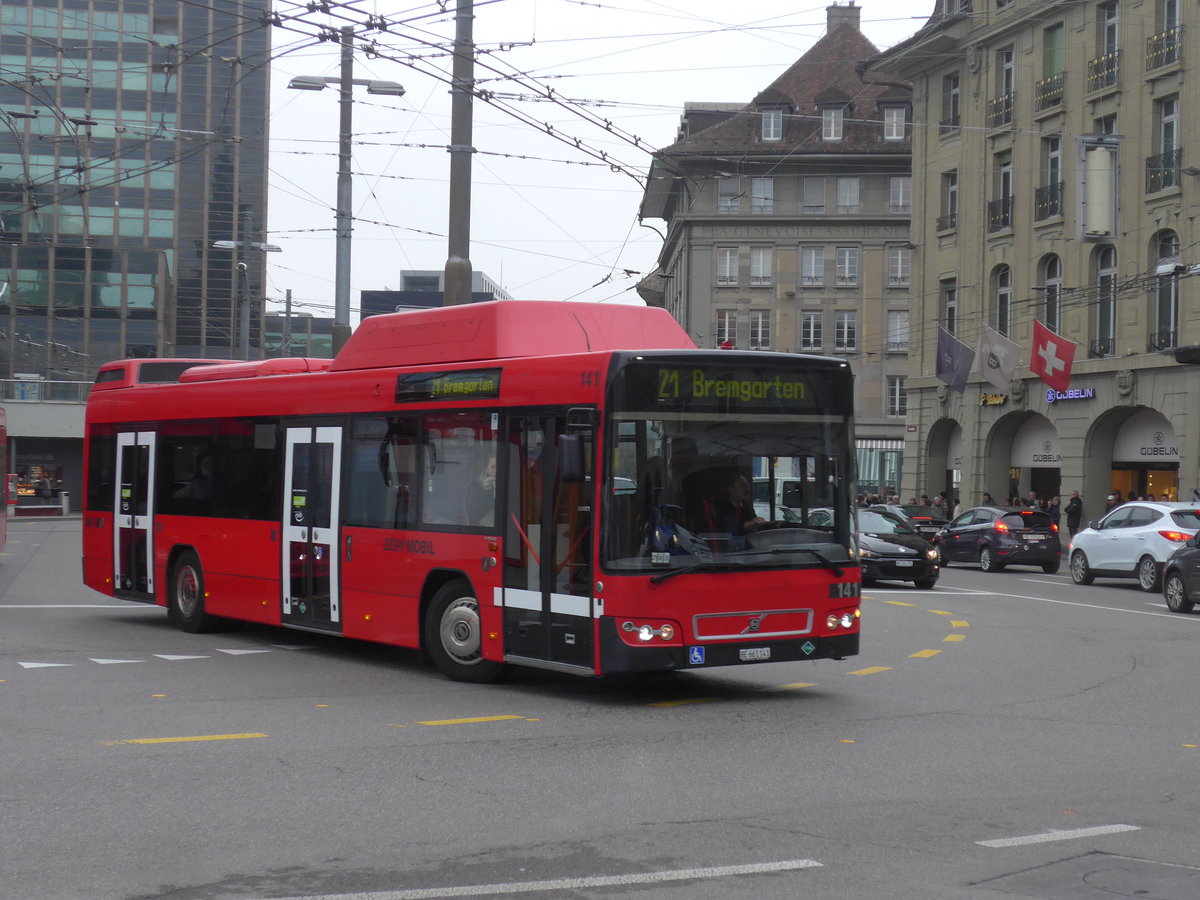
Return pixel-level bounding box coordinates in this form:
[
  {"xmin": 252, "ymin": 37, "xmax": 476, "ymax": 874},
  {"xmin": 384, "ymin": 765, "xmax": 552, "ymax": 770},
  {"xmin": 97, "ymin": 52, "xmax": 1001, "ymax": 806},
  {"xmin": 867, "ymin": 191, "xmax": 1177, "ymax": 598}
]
[{"xmin": 328, "ymin": 301, "xmax": 695, "ymax": 371}]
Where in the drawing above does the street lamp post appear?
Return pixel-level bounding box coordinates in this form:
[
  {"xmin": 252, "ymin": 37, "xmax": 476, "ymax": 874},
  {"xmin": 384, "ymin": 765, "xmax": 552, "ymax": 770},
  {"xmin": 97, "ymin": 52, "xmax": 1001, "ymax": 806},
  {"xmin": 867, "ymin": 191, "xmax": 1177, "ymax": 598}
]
[
  {"xmin": 212, "ymin": 239, "xmax": 281, "ymax": 360},
  {"xmin": 289, "ymin": 31, "xmax": 404, "ymax": 354}
]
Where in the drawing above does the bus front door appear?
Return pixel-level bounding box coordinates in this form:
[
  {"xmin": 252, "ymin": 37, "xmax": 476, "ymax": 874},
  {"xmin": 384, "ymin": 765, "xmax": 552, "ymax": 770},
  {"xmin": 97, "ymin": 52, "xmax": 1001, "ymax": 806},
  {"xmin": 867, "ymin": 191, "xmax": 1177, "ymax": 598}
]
[
  {"xmin": 282, "ymin": 426, "xmax": 343, "ymax": 632},
  {"xmin": 114, "ymin": 431, "xmax": 156, "ymax": 599},
  {"xmin": 502, "ymin": 414, "xmax": 594, "ymax": 672}
]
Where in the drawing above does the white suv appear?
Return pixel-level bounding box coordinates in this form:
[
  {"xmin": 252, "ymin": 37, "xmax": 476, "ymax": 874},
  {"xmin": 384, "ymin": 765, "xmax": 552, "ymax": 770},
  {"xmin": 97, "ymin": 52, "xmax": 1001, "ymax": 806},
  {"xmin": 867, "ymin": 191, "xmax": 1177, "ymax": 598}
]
[{"xmin": 1069, "ymin": 501, "xmax": 1200, "ymax": 591}]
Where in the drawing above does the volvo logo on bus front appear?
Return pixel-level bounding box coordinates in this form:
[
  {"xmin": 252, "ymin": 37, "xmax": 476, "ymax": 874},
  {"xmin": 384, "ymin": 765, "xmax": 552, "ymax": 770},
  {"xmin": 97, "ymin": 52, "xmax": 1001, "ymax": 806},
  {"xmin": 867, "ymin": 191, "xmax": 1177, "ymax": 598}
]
[{"xmin": 742, "ymin": 613, "xmax": 768, "ymax": 634}]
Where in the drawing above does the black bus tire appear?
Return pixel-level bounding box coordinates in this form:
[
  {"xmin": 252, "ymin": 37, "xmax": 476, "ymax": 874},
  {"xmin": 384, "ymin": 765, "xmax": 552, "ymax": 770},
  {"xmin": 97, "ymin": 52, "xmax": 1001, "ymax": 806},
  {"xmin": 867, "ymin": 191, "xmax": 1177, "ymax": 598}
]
[
  {"xmin": 424, "ymin": 580, "xmax": 505, "ymax": 683},
  {"xmin": 169, "ymin": 550, "xmax": 218, "ymax": 633}
]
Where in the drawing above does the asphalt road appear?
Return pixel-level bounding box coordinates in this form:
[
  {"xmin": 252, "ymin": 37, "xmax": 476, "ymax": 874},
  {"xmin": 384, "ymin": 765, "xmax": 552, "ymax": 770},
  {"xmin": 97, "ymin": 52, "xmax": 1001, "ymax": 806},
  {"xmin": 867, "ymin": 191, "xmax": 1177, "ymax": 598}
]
[{"xmin": 3, "ymin": 518, "xmax": 1200, "ymax": 900}]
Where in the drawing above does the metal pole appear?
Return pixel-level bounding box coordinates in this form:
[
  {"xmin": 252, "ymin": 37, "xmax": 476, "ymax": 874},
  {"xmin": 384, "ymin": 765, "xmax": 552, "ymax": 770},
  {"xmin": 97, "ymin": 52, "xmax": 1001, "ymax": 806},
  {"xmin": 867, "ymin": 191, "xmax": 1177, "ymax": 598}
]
[
  {"xmin": 443, "ymin": 0, "xmax": 474, "ymax": 306},
  {"xmin": 333, "ymin": 25, "xmax": 354, "ymax": 352},
  {"xmin": 283, "ymin": 288, "xmax": 292, "ymax": 356},
  {"xmin": 237, "ymin": 261, "xmax": 250, "ymax": 360}
]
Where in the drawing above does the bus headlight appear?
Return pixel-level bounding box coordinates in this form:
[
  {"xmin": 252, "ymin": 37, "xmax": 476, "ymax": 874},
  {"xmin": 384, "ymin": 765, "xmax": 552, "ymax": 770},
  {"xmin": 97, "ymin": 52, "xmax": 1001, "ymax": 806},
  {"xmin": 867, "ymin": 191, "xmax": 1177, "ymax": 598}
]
[
  {"xmin": 622, "ymin": 620, "xmax": 679, "ymax": 643},
  {"xmin": 827, "ymin": 609, "xmax": 860, "ymax": 630}
]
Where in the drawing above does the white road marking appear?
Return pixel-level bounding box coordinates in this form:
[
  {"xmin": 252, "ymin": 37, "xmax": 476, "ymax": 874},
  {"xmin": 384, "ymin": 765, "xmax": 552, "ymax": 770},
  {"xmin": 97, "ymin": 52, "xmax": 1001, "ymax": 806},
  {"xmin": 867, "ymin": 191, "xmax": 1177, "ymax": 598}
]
[
  {"xmin": 89, "ymin": 658, "xmax": 143, "ymax": 665},
  {"xmin": 977, "ymin": 824, "xmax": 1140, "ymax": 848},
  {"xmin": 153, "ymin": 654, "xmax": 210, "ymax": 661},
  {"xmin": 19, "ymin": 661, "xmax": 72, "ymax": 668},
  {"xmin": 0, "ymin": 604, "xmax": 144, "ymax": 609},
  {"xmin": 265, "ymin": 859, "xmax": 824, "ymax": 900},
  {"xmin": 215, "ymin": 648, "xmax": 272, "ymax": 655}
]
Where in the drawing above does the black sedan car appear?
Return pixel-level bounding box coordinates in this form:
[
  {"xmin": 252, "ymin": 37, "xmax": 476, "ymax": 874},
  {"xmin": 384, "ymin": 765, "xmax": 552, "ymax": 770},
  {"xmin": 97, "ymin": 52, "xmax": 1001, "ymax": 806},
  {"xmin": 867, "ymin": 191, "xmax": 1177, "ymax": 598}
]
[
  {"xmin": 933, "ymin": 506, "xmax": 1061, "ymax": 573},
  {"xmin": 857, "ymin": 508, "xmax": 939, "ymax": 589},
  {"xmin": 1162, "ymin": 534, "xmax": 1200, "ymax": 613},
  {"xmin": 871, "ymin": 503, "xmax": 949, "ymax": 537}
]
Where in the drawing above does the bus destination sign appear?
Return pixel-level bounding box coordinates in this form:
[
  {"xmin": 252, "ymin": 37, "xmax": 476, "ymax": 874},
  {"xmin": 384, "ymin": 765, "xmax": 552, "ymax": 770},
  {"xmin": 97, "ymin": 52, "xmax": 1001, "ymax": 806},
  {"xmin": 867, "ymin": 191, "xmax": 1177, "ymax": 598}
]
[
  {"xmin": 395, "ymin": 368, "xmax": 502, "ymax": 403},
  {"xmin": 617, "ymin": 362, "xmax": 842, "ymax": 414}
]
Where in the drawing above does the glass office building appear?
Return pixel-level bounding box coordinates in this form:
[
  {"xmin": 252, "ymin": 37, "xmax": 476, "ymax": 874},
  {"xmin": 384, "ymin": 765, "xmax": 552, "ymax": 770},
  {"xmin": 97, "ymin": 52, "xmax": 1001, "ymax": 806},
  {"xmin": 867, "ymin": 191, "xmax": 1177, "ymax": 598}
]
[{"xmin": 0, "ymin": 0, "xmax": 270, "ymax": 378}]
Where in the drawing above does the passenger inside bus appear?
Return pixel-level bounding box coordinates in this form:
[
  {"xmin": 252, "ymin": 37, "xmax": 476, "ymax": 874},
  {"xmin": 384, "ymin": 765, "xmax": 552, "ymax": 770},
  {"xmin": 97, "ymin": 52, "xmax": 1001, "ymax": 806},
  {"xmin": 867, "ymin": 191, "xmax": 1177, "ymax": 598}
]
[
  {"xmin": 467, "ymin": 454, "xmax": 497, "ymax": 526},
  {"xmin": 174, "ymin": 452, "xmax": 217, "ymax": 501}
]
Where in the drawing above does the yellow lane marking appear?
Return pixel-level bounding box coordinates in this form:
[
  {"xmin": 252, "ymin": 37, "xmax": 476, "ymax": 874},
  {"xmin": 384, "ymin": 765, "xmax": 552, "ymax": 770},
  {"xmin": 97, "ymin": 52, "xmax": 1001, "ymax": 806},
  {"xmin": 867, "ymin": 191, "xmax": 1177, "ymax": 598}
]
[
  {"xmin": 909, "ymin": 649, "xmax": 941, "ymax": 658},
  {"xmin": 106, "ymin": 733, "xmax": 267, "ymax": 745},
  {"xmin": 768, "ymin": 682, "xmax": 818, "ymax": 691},
  {"xmin": 648, "ymin": 698, "xmax": 716, "ymax": 707},
  {"xmin": 416, "ymin": 715, "xmax": 527, "ymax": 726},
  {"xmin": 847, "ymin": 666, "xmax": 892, "ymax": 676},
  {"xmin": 928, "ymin": 609, "xmax": 953, "ymax": 616},
  {"xmin": 944, "ymin": 634, "xmax": 966, "ymax": 642},
  {"xmin": 951, "ymin": 620, "xmax": 969, "ymax": 629},
  {"xmin": 882, "ymin": 600, "xmax": 916, "ymax": 607}
]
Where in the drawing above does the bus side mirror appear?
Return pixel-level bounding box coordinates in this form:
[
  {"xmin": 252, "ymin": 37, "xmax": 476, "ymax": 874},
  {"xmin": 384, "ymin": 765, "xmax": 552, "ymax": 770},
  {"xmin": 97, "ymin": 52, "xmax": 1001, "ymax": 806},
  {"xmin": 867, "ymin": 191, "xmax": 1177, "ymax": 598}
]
[{"xmin": 559, "ymin": 433, "xmax": 585, "ymax": 483}]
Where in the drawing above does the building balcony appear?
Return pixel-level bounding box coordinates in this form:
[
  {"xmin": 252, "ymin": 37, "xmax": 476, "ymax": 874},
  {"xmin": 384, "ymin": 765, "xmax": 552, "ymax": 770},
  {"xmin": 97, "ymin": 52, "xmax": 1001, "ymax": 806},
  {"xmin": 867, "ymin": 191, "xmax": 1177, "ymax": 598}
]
[
  {"xmin": 985, "ymin": 92, "xmax": 1014, "ymax": 129},
  {"xmin": 987, "ymin": 197, "xmax": 1014, "ymax": 233},
  {"xmin": 936, "ymin": 211, "xmax": 957, "ymax": 232},
  {"xmin": 1146, "ymin": 26, "xmax": 1183, "ymax": 71},
  {"xmin": 1089, "ymin": 337, "xmax": 1116, "ymax": 359},
  {"xmin": 1146, "ymin": 149, "xmax": 1182, "ymax": 193},
  {"xmin": 1034, "ymin": 182, "xmax": 1064, "ymax": 220},
  {"xmin": 1087, "ymin": 51, "xmax": 1121, "ymax": 92},
  {"xmin": 1149, "ymin": 330, "xmax": 1178, "ymax": 351},
  {"xmin": 1034, "ymin": 73, "xmax": 1065, "ymax": 112}
]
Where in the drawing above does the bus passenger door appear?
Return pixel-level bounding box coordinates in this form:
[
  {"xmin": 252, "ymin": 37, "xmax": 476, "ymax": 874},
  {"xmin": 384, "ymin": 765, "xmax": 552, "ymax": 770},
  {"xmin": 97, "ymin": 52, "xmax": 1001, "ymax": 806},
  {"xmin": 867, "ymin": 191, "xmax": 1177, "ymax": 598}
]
[
  {"xmin": 282, "ymin": 426, "xmax": 343, "ymax": 632},
  {"xmin": 114, "ymin": 431, "xmax": 156, "ymax": 598},
  {"xmin": 502, "ymin": 413, "xmax": 594, "ymax": 671}
]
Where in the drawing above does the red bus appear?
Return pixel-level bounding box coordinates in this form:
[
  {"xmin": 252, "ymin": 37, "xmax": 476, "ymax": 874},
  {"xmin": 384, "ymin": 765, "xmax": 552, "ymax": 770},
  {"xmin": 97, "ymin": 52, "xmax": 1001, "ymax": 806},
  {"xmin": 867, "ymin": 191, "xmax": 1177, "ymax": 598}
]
[
  {"xmin": 82, "ymin": 302, "xmax": 860, "ymax": 681},
  {"xmin": 0, "ymin": 406, "xmax": 7, "ymax": 552}
]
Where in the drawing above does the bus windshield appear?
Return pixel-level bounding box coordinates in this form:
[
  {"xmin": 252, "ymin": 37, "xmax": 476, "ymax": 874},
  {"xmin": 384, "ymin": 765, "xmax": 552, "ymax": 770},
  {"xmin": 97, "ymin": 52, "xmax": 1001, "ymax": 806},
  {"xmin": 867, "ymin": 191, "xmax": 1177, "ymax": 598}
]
[{"xmin": 603, "ymin": 358, "xmax": 855, "ymax": 574}]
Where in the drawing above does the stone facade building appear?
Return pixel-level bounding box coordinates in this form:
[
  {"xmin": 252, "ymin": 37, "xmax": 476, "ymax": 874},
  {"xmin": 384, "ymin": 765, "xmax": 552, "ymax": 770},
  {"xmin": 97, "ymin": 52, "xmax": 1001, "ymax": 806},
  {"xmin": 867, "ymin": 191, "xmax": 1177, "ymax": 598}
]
[
  {"xmin": 872, "ymin": 0, "xmax": 1200, "ymax": 510},
  {"xmin": 639, "ymin": 3, "xmax": 914, "ymax": 498}
]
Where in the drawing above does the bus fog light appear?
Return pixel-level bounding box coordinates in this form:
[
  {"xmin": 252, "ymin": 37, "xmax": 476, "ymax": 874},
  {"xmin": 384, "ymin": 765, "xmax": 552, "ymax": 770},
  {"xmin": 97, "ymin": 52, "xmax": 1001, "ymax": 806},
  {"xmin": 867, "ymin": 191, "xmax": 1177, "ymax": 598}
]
[{"xmin": 638, "ymin": 625, "xmax": 654, "ymax": 641}]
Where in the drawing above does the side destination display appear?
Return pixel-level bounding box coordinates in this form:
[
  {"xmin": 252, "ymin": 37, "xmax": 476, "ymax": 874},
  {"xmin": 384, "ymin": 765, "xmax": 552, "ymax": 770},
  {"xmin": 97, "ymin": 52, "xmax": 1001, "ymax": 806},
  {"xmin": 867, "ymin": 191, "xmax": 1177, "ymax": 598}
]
[
  {"xmin": 614, "ymin": 361, "xmax": 847, "ymax": 414},
  {"xmin": 395, "ymin": 368, "xmax": 502, "ymax": 403}
]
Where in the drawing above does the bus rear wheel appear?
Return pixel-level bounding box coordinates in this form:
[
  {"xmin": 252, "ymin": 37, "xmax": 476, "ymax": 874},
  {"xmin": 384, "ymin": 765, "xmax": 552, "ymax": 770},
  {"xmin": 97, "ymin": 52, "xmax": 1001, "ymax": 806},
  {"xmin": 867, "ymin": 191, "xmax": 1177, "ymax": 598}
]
[
  {"xmin": 424, "ymin": 580, "xmax": 504, "ymax": 683},
  {"xmin": 169, "ymin": 550, "xmax": 218, "ymax": 633}
]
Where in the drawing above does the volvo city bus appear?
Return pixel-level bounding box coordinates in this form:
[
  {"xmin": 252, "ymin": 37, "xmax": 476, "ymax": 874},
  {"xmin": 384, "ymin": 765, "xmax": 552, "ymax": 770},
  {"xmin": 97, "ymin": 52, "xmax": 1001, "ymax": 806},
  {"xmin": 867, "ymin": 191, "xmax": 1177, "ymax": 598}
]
[{"xmin": 82, "ymin": 301, "xmax": 860, "ymax": 681}]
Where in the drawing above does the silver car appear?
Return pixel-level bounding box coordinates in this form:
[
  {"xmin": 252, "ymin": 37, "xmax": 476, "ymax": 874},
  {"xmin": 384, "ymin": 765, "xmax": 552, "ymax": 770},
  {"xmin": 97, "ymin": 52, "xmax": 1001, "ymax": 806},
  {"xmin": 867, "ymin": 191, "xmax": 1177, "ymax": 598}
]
[{"xmin": 1069, "ymin": 501, "xmax": 1200, "ymax": 591}]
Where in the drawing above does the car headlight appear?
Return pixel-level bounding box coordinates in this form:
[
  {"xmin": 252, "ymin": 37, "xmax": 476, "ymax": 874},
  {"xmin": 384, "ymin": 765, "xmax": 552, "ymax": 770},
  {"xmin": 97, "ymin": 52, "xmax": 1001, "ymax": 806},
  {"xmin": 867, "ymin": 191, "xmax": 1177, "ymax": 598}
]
[
  {"xmin": 858, "ymin": 547, "xmax": 877, "ymax": 559},
  {"xmin": 926, "ymin": 548, "xmax": 938, "ymax": 560}
]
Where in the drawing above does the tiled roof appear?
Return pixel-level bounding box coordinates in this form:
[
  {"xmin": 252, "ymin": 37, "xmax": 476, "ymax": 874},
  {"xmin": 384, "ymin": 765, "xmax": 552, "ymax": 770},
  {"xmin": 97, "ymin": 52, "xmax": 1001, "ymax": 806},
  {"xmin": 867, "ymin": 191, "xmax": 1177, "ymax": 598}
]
[{"xmin": 661, "ymin": 22, "xmax": 911, "ymax": 157}]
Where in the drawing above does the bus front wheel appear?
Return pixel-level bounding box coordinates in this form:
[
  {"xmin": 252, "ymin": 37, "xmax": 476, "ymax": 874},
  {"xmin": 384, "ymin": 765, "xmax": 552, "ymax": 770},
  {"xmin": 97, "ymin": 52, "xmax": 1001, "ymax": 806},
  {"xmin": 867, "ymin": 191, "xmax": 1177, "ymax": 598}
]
[
  {"xmin": 169, "ymin": 550, "xmax": 218, "ymax": 633},
  {"xmin": 424, "ymin": 580, "xmax": 505, "ymax": 683}
]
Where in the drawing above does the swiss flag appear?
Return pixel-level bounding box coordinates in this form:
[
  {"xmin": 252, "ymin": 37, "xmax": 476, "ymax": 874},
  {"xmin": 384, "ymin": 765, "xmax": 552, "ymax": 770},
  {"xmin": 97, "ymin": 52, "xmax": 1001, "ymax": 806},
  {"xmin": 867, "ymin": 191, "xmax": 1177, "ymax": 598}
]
[{"xmin": 1030, "ymin": 319, "xmax": 1076, "ymax": 392}]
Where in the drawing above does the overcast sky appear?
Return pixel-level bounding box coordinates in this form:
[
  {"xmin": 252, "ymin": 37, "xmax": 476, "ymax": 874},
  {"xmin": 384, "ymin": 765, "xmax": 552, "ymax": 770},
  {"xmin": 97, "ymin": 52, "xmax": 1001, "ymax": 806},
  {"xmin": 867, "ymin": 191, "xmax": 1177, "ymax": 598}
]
[{"xmin": 265, "ymin": 0, "xmax": 934, "ymax": 321}]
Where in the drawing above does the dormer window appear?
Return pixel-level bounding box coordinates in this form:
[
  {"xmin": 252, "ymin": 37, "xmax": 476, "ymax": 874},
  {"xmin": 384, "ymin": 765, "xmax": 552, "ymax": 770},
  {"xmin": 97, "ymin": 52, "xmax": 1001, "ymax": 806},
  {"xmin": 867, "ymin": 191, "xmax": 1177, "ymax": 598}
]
[
  {"xmin": 822, "ymin": 107, "xmax": 844, "ymax": 141},
  {"xmin": 883, "ymin": 106, "xmax": 908, "ymax": 140},
  {"xmin": 761, "ymin": 108, "xmax": 783, "ymax": 141}
]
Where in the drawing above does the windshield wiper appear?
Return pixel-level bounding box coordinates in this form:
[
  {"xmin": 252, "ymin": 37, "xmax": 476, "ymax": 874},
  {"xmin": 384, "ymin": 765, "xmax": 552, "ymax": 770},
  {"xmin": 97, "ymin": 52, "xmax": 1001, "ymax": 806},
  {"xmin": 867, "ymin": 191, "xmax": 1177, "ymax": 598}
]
[
  {"xmin": 649, "ymin": 561, "xmax": 740, "ymax": 584},
  {"xmin": 649, "ymin": 546, "xmax": 844, "ymax": 583},
  {"xmin": 739, "ymin": 546, "xmax": 845, "ymax": 576}
]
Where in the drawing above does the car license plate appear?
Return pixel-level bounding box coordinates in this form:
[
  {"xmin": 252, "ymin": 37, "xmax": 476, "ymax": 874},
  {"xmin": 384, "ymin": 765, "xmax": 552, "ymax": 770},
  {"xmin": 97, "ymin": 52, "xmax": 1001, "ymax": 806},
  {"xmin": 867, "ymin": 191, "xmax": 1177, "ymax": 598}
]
[
  {"xmin": 1025, "ymin": 535, "xmax": 1044, "ymax": 541},
  {"xmin": 920, "ymin": 527, "xmax": 938, "ymax": 534},
  {"xmin": 895, "ymin": 559, "xmax": 914, "ymax": 567},
  {"xmin": 739, "ymin": 647, "xmax": 770, "ymax": 661}
]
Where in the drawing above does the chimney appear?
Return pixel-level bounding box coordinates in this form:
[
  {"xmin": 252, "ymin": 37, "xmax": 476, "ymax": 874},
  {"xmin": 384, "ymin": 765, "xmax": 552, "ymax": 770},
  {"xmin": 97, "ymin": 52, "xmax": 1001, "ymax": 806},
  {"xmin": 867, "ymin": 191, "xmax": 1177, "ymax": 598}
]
[{"xmin": 827, "ymin": 1, "xmax": 861, "ymax": 34}]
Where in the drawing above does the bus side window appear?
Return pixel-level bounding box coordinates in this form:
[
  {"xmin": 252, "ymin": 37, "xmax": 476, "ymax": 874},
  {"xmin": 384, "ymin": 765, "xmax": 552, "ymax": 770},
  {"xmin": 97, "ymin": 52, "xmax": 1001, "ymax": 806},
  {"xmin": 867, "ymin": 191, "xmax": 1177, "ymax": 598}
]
[
  {"xmin": 421, "ymin": 413, "xmax": 497, "ymax": 529},
  {"xmin": 346, "ymin": 415, "xmax": 416, "ymax": 529}
]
